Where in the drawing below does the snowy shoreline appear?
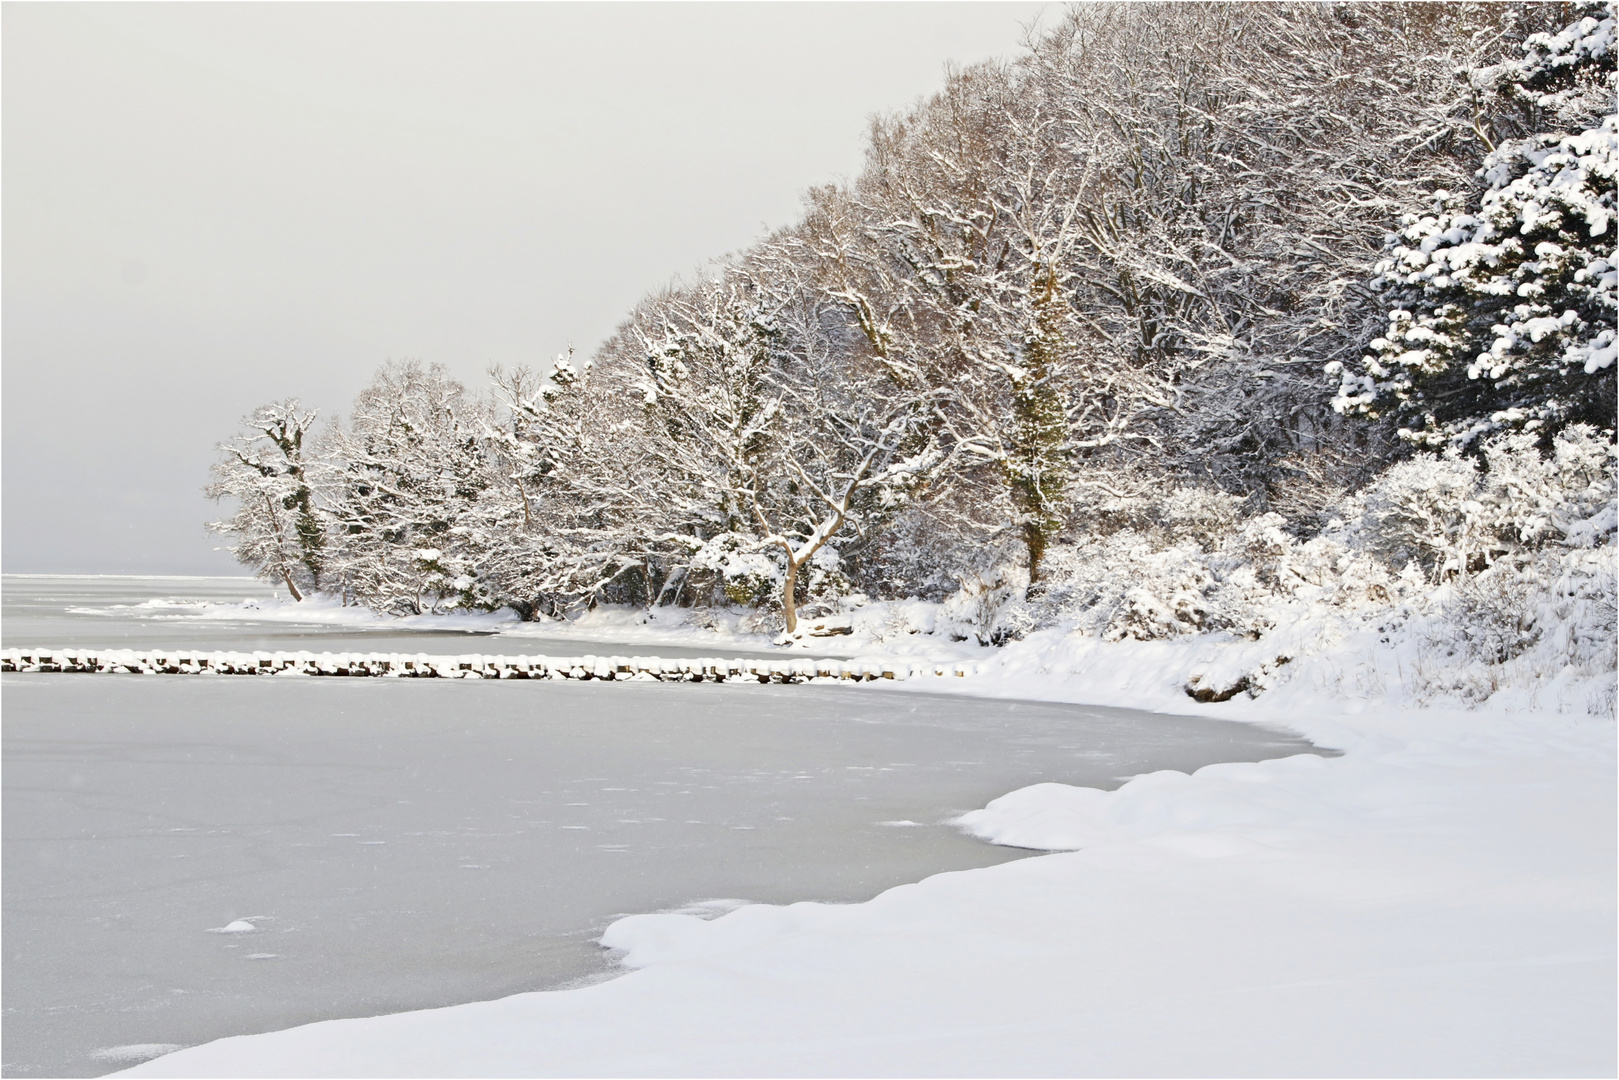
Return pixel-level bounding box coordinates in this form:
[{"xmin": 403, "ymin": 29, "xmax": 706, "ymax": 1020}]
[{"xmin": 101, "ymin": 598, "xmax": 1616, "ymax": 1079}]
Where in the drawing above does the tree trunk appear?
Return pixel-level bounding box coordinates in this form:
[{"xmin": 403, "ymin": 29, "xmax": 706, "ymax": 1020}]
[
  {"xmin": 1024, "ymin": 520, "xmax": 1048, "ymax": 587},
  {"xmin": 280, "ymin": 568, "xmax": 304, "ymax": 602},
  {"xmin": 512, "ymin": 474, "xmax": 533, "ymax": 530},
  {"xmin": 781, "ymin": 558, "xmax": 800, "ymax": 635}
]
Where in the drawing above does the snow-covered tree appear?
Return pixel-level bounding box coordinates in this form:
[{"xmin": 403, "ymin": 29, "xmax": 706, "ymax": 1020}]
[
  {"xmin": 609, "ymin": 265, "xmax": 951, "ymax": 634},
  {"xmin": 794, "ymin": 4, "xmax": 1517, "ymax": 585},
  {"xmin": 584, "ymin": 259, "xmax": 949, "ymax": 626},
  {"xmin": 1025, "ymin": 3, "xmax": 1521, "ymax": 487},
  {"xmin": 797, "ymin": 67, "xmax": 1086, "ymax": 586},
  {"xmin": 320, "ymin": 362, "xmax": 492, "ymax": 614},
  {"xmin": 477, "ymin": 351, "xmax": 666, "ymax": 616},
  {"xmin": 205, "ymin": 400, "xmax": 325, "ymax": 600},
  {"xmin": 1331, "ymin": 1, "xmax": 1617, "ymax": 450},
  {"xmin": 200, "ymin": 0, "xmax": 1615, "ymax": 685}
]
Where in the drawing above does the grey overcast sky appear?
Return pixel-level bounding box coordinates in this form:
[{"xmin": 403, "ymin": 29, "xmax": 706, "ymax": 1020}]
[{"xmin": 3, "ymin": 2, "xmax": 1049, "ymax": 575}]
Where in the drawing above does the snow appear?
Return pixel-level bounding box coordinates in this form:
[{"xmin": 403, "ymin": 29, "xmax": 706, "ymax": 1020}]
[
  {"xmin": 93, "ymin": 1045, "xmax": 185, "ymax": 1065},
  {"xmin": 111, "ymin": 625, "xmax": 1615, "ymax": 1078},
  {"xmin": 65, "ymin": 591, "xmax": 525, "ymax": 634}
]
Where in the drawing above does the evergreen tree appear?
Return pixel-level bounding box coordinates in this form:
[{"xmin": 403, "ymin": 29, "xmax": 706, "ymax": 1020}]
[
  {"xmin": 1331, "ymin": 2, "xmax": 1617, "ymax": 450},
  {"xmin": 1007, "ymin": 262, "xmax": 1070, "ymax": 585}
]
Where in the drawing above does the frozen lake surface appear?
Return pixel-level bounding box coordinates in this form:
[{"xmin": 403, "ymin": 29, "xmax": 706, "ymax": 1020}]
[{"xmin": 2, "ymin": 579, "xmax": 1325, "ymax": 1078}]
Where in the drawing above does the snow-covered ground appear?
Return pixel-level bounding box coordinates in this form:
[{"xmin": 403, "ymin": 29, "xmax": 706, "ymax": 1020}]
[{"xmin": 112, "ymin": 614, "xmax": 1616, "ymax": 1078}]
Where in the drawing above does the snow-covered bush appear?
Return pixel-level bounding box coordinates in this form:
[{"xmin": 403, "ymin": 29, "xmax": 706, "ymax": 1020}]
[
  {"xmin": 1416, "ymin": 543, "xmax": 1617, "ymax": 707},
  {"xmin": 1033, "ymin": 533, "xmax": 1231, "ymax": 643},
  {"xmin": 1436, "ymin": 558, "xmax": 1545, "ymax": 666},
  {"xmin": 1352, "ymin": 424, "xmax": 1617, "ymax": 581},
  {"xmin": 938, "ymin": 566, "xmax": 1030, "ymax": 646},
  {"xmin": 1105, "ymin": 580, "xmax": 1213, "ymax": 642},
  {"xmin": 1481, "ymin": 424, "xmax": 1618, "ymax": 547},
  {"xmin": 795, "ymin": 545, "xmax": 856, "ymax": 619},
  {"xmin": 1369, "ymin": 425, "xmax": 1618, "ymax": 705},
  {"xmin": 1544, "ymin": 547, "xmax": 1619, "ymax": 673},
  {"xmin": 1357, "ymin": 453, "xmax": 1488, "ymax": 580},
  {"xmin": 1019, "ymin": 484, "xmax": 1403, "ymax": 644},
  {"xmin": 689, "ymin": 533, "xmax": 783, "ymax": 608},
  {"xmin": 1001, "ymin": 444, "xmax": 1592, "ymax": 663},
  {"xmin": 1160, "ymin": 487, "xmax": 1248, "ymax": 550}
]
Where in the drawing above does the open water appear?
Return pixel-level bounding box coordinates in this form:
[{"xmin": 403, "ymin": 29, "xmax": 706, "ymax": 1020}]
[{"xmin": 1, "ymin": 577, "xmax": 1325, "ymax": 1078}]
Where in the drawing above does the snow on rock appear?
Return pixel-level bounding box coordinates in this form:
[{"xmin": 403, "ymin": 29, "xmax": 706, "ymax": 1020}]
[{"xmin": 1, "ymin": 648, "xmax": 973, "ymax": 684}]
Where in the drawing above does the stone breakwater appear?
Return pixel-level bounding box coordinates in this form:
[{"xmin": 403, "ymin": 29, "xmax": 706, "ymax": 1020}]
[{"xmin": 0, "ymin": 648, "xmax": 976, "ymax": 683}]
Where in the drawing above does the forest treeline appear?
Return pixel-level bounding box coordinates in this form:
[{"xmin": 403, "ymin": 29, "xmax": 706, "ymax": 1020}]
[{"xmin": 209, "ymin": 2, "xmax": 1616, "ymax": 661}]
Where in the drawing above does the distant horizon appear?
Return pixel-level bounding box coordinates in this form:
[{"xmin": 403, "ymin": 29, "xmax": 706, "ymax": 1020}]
[{"xmin": 1, "ymin": 571, "xmax": 262, "ymax": 580}]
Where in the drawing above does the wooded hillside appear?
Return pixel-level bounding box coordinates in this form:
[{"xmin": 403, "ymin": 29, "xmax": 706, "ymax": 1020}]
[{"xmin": 207, "ymin": 2, "xmax": 1615, "ymax": 684}]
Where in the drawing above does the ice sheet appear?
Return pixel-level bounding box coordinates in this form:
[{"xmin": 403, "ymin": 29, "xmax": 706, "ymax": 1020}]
[{"xmin": 2, "ymin": 675, "xmax": 1316, "ymax": 1078}]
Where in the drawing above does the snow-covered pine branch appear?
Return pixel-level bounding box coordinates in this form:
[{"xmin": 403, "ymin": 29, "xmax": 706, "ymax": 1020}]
[{"xmin": 1331, "ymin": 1, "xmax": 1617, "ymax": 450}]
